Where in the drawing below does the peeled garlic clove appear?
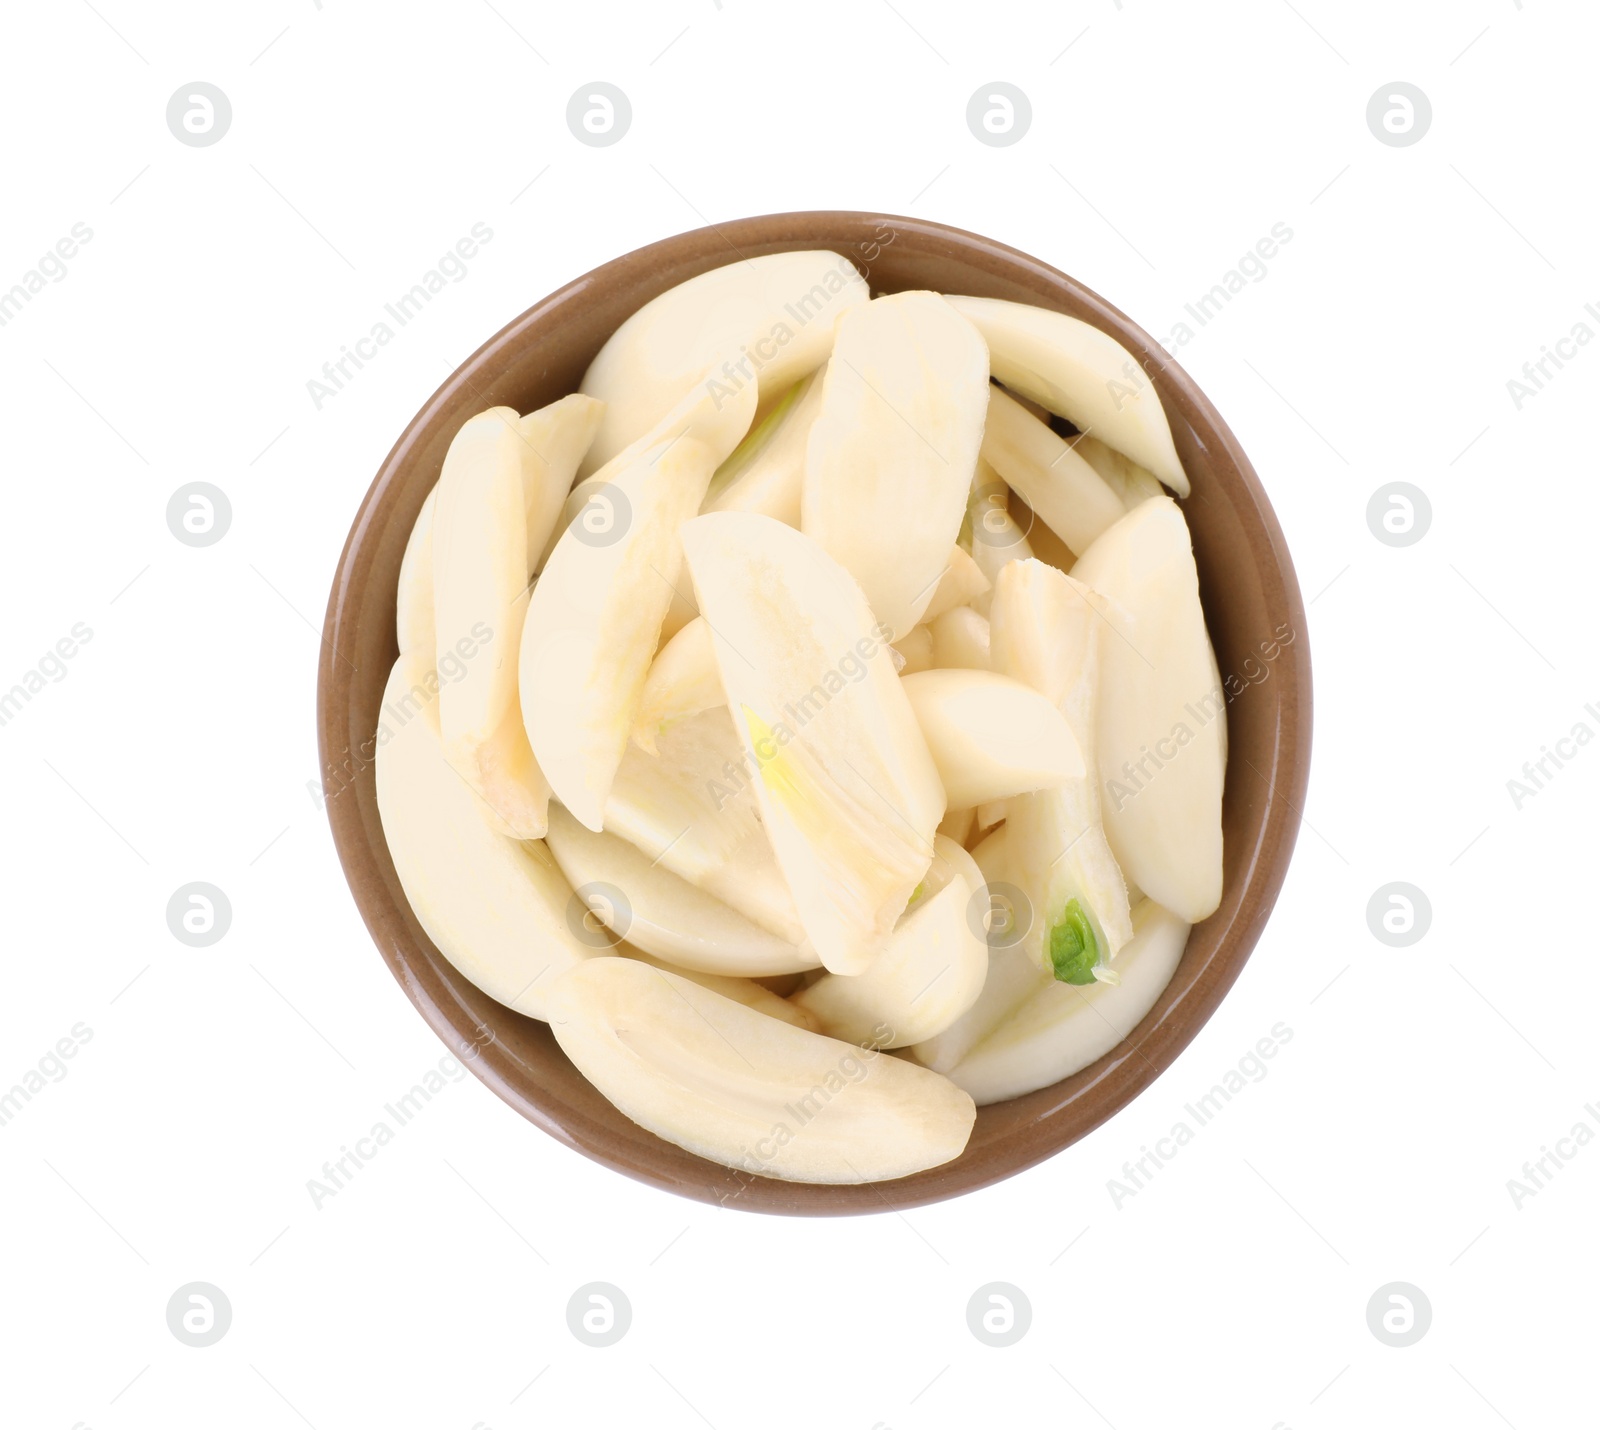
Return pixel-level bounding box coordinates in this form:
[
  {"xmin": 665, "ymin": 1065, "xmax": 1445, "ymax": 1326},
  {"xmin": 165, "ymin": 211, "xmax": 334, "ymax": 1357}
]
[
  {"xmin": 947, "ymin": 900, "xmax": 1190, "ymax": 1105},
  {"xmin": 1073, "ymin": 433, "xmax": 1164, "ymax": 511},
  {"xmin": 802, "ymin": 291, "xmax": 990, "ymax": 640},
  {"xmin": 579, "ymin": 251, "xmax": 868, "ymax": 476},
  {"xmin": 632, "ymin": 616, "xmax": 722, "ymax": 754},
  {"xmin": 681, "ymin": 511, "xmax": 945, "ymax": 976},
  {"xmin": 945, "ymin": 295, "xmax": 1188, "ymax": 495},
  {"xmin": 375, "ymin": 651, "xmax": 608, "ymax": 1020},
  {"xmin": 964, "ymin": 458, "xmax": 1034, "ymax": 617},
  {"xmin": 522, "ymin": 380, "xmax": 756, "ymax": 832},
  {"xmin": 791, "ymin": 836, "xmax": 989, "ymax": 1048},
  {"xmin": 620, "ymin": 949, "xmax": 818, "ymax": 1031},
  {"xmin": 545, "ymin": 801, "xmax": 816, "ymax": 977},
  {"xmin": 989, "ymin": 560, "xmax": 1133, "ymax": 974},
  {"xmin": 606, "ymin": 707, "xmax": 807, "ymax": 947},
  {"xmin": 520, "ymin": 394, "xmax": 605, "ymax": 564},
  {"xmin": 920, "ymin": 544, "xmax": 992, "ymax": 623},
  {"xmin": 907, "ymin": 823, "xmax": 1049, "ymax": 1074},
  {"xmin": 1069, "ymin": 498, "xmax": 1225, "ymax": 922},
  {"xmin": 929, "ymin": 605, "xmax": 990, "ymax": 671},
  {"xmin": 981, "ymin": 386, "xmax": 1125, "ymax": 555},
  {"xmin": 433, "ymin": 408, "xmax": 552, "ymax": 838},
  {"xmin": 702, "ymin": 368, "xmax": 824, "ymax": 524},
  {"xmin": 892, "ymin": 625, "xmax": 935, "ymax": 675},
  {"xmin": 901, "ymin": 668, "xmax": 1082, "ymax": 808},
  {"xmin": 396, "ymin": 487, "xmax": 436, "ymax": 660},
  {"xmin": 547, "ymin": 958, "xmax": 975, "ymax": 1183}
]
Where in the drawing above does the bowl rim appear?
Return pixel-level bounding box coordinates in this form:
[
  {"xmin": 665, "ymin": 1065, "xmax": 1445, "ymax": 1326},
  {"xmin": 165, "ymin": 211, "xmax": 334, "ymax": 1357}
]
[{"xmin": 317, "ymin": 209, "xmax": 1313, "ymax": 1215}]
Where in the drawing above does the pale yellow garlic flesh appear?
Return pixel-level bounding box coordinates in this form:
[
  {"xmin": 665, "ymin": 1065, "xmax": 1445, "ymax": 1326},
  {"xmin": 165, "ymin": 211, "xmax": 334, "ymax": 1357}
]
[
  {"xmin": 545, "ymin": 801, "xmax": 817, "ymax": 977},
  {"xmin": 802, "ymin": 291, "xmax": 990, "ymax": 640},
  {"xmin": 547, "ymin": 959, "xmax": 976, "ymax": 1184},
  {"xmin": 981, "ymin": 385, "xmax": 1126, "ymax": 556},
  {"xmin": 521, "ymin": 380, "xmax": 756, "ymax": 832},
  {"xmin": 1068, "ymin": 498, "xmax": 1225, "ymax": 922},
  {"xmin": 579, "ymin": 250, "xmax": 868, "ymax": 477},
  {"xmin": 947, "ymin": 899, "xmax": 1191, "ymax": 1105},
  {"xmin": 374, "ymin": 275, "xmax": 1233, "ymax": 1183},
  {"xmin": 791, "ymin": 835, "xmax": 989, "ymax": 1048},
  {"xmin": 901, "ymin": 668, "xmax": 1083, "ymax": 808},
  {"xmin": 989, "ymin": 559, "xmax": 1134, "ymax": 972},
  {"xmin": 375, "ymin": 650, "xmax": 609, "ymax": 1020},
  {"xmin": 945, "ymin": 294, "xmax": 1189, "ymax": 495},
  {"xmin": 681, "ymin": 511, "xmax": 946, "ymax": 976},
  {"xmin": 432, "ymin": 408, "xmax": 555, "ymax": 838}
]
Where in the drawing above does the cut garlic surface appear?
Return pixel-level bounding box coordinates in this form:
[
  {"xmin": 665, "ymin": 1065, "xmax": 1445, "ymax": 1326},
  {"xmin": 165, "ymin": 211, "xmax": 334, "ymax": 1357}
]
[
  {"xmin": 921, "ymin": 544, "xmax": 991, "ymax": 624},
  {"xmin": 792, "ymin": 836, "xmax": 989, "ymax": 1048},
  {"xmin": 432, "ymin": 408, "xmax": 556, "ymax": 838},
  {"xmin": 702, "ymin": 367, "xmax": 824, "ymax": 524},
  {"xmin": 375, "ymin": 651, "xmax": 608, "ymax": 1020},
  {"xmin": 632, "ymin": 616, "xmax": 722, "ymax": 755},
  {"xmin": 579, "ymin": 251, "xmax": 868, "ymax": 476},
  {"xmin": 522, "ymin": 379, "xmax": 756, "ymax": 832},
  {"xmin": 945, "ymin": 295, "xmax": 1188, "ymax": 495},
  {"xmin": 605, "ymin": 707, "xmax": 807, "ymax": 948},
  {"xmin": 802, "ymin": 291, "xmax": 990, "ymax": 640},
  {"xmin": 901, "ymin": 668, "xmax": 1083, "ymax": 808},
  {"xmin": 620, "ymin": 949, "xmax": 818, "ymax": 1031},
  {"xmin": 981, "ymin": 386, "xmax": 1126, "ymax": 556},
  {"xmin": 681, "ymin": 511, "xmax": 945, "ymax": 975},
  {"xmin": 396, "ymin": 486, "xmax": 436, "ymax": 661},
  {"xmin": 1069, "ymin": 499, "xmax": 1225, "ymax": 922},
  {"xmin": 546, "ymin": 801, "xmax": 817, "ymax": 977},
  {"xmin": 547, "ymin": 958, "xmax": 976, "ymax": 1183}
]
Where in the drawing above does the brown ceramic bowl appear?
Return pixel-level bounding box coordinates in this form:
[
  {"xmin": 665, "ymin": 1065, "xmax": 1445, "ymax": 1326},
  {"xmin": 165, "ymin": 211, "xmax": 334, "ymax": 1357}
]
[{"xmin": 318, "ymin": 212, "xmax": 1312, "ymax": 1215}]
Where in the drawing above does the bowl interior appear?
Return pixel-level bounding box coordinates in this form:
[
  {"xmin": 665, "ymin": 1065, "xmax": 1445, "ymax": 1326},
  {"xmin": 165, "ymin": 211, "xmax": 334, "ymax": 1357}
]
[{"xmin": 318, "ymin": 212, "xmax": 1311, "ymax": 1215}]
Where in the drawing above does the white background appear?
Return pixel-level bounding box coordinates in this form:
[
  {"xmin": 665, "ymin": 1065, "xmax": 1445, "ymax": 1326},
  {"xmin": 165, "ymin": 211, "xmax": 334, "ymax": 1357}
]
[{"xmin": 1, "ymin": 1, "xmax": 1593, "ymax": 1426}]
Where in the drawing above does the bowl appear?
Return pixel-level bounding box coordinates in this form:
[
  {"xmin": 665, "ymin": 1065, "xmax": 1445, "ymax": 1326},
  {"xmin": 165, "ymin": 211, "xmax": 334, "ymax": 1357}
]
[{"xmin": 317, "ymin": 211, "xmax": 1312, "ymax": 1215}]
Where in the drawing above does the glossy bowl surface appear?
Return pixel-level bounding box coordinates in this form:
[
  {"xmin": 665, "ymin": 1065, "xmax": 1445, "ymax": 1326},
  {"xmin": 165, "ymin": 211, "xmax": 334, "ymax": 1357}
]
[{"xmin": 317, "ymin": 212, "xmax": 1312, "ymax": 1214}]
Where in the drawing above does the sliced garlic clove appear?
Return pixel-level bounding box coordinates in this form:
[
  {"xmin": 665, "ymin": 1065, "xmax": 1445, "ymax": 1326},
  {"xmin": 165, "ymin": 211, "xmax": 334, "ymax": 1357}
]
[
  {"xmin": 396, "ymin": 486, "xmax": 436, "ymax": 660},
  {"xmin": 920, "ymin": 543, "xmax": 992, "ymax": 624},
  {"xmin": 632, "ymin": 616, "xmax": 722, "ymax": 754},
  {"xmin": 547, "ymin": 958, "xmax": 976, "ymax": 1183},
  {"xmin": 620, "ymin": 949, "xmax": 818, "ymax": 1031},
  {"xmin": 928, "ymin": 605, "xmax": 990, "ymax": 671},
  {"xmin": 702, "ymin": 367, "xmax": 824, "ymax": 524}
]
